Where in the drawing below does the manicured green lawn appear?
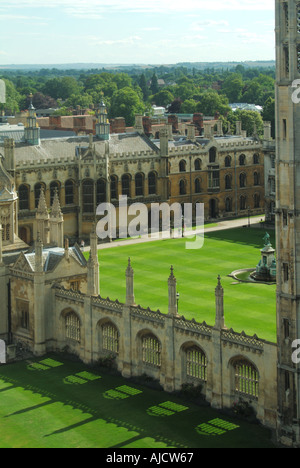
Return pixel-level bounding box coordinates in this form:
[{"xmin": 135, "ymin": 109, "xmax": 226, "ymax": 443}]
[
  {"xmin": 95, "ymin": 227, "xmax": 276, "ymax": 343},
  {"xmin": 0, "ymin": 356, "xmax": 275, "ymax": 448}
]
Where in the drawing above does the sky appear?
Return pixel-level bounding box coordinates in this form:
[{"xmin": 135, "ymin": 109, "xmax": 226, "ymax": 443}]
[{"xmin": 0, "ymin": 0, "xmax": 275, "ymax": 66}]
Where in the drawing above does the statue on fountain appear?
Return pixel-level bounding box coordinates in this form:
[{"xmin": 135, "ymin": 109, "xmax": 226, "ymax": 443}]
[{"xmin": 251, "ymin": 233, "xmax": 276, "ymax": 283}]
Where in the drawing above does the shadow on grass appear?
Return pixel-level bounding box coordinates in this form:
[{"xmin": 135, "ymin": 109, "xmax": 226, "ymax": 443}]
[
  {"xmin": 205, "ymin": 227, "xmax": 276, "ymax": 249},
  {"xmin": 0, "ymin": 354, "xmax": 276, "ymax": 448},
  {"xmin": 0, "ymin": 355, "xmax": 189, "ymax": 448}
]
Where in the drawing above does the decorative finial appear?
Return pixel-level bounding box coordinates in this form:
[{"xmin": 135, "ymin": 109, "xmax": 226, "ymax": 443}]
[
  {"xmin": 28, "ymin": 92, "xmax": 35, "ymax": 110},
  {"xmin": 216, "ymin": 275, "xmax": 223, "ymax": 290},
  {"xmin": 51, "ymin": 188, "xmax": 62, "ymax": 218},
  {"xmin": 126, "ymin": 257, "xmax": 133, "ymax": 275},
  {"xmin": 169, "ymin": 265, "xmax": 176, "ymax": 281},
  {"xmin": 37, "ymin": 186, "xmax": 48, "ymax": 216}
]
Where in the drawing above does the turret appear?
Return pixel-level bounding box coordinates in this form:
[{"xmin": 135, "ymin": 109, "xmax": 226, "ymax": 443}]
[
  {"xmin": 126, "ymin": 258, "xmax": 135, "ymax": 306},
  {"xmin": 214, "ymin": 275, "xmax": 225, "ymax": 330},
  {"xmin": 95, "ymin": 99, "xmax": 110, "ymax": 141},
  {"xmin": 168, "ymin": 266, "xmax": 178, "ymax": 317},
  {"xmin": 24, "ymin": 93, "xmax": 40, "ymax": 146}
]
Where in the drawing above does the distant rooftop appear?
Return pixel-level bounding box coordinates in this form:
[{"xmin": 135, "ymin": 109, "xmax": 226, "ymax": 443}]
[
  {"xmin": 0, "ymin": 123, "xmax": 25, "ymax": 143},
  {"xmin": 230, "ymin": 103, "xmax": 263, "ymax": 113}
]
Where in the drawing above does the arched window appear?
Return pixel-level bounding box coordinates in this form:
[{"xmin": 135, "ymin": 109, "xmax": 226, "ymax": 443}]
[
  {"xmin": 254, "ymin": 193, "xmax": 260, "ymax": 208},
  {"xmin": 225, "ymin": 174, "xmax": 232, "ymax": 190},
  {"xmin": 195, "ymin": 178, "xmax": 201, "ymax": 194},
  {"xmin": 233, "ymin": 359, "xmax": 259, "ymax": 399},
  {"xmin": 148, "ymin": 172, "xmax": 157, "ymax": 195},
  {"xmin": 253, "ymin": 153, "xmax": 260, "ymax": 164},
  {"xmin": 18, "ymin": 184, "xmax": 30, "ymax": 211},
  {"xmin": 142, "ymin": 335, "xmax": 161, "ymax": 367},
  {"xmin": 102, "ymin": 323, "xmax": 119, "ymax": 354},
  {"xmin": 240, "ymin": 195, "xmax": 247, "ymax": 211},
  {"xmin": 253, "ymin": 172, "xmax": 260, "ymax": 186},
  {"xmin": 121, "ymin": 174, "xmax": 131, "ymax": 197},
  {"xmin": 194, "ymin": 158, "xmax": 202, "ymax": 171},
  {"xmin": 65, "ymin": 312, "xmax": 80, "ymax": 342},
  {"xmin": 82, "ymin": 179, "xmax": 94, "ymax": 213},
  {"xmin": 239, "ymin": 173, "xmax": 246, "ymax": 188},
  {"xmin": 65, "ymin": 180, "xmax": 74, "ymax": 205},
  {"xmin": 225, "ymin": 197, "xmax": 232, "ymax": 212},
  {"xmin": 239, "ymin": 154, "xmax": 246, "ymax": 166},
  {"xmin": 50, "ymin": 181, "xmax": 60, "ymax": 206},
  {"xmin": 209, "ymin": 147, "xmax": 217, "ymax": 163},
  {"xmin": 225, "ymin": 156, "xmax": 231, "ymax": 168},
  {"xmin": 135, "ymin": 173, "xmax": 144, "ymax": 197},
  {"xmin": 34, "ymin": 183, "xmax": 46, "ymax": 209},
  {"xmin": 2, "ymin": 223, "xmax": 10, "ymax": 242},
  {"xmin": 179, "ymin": 179, "xmax": 186, "ymax": 195},
  {"xmin": 110, "ymin": 175, "xmax": 118, "ymax": 200},
  {"xmin": 186, "ymin": 347, "xmax": 207, "ymax": 381},
  {"xmin": 179, "ymin": 160, "xmax": 186, "ymax": 172},
  {"xmin": 96, "ymin": 179, "xmax": 106, "ymax": 205}
]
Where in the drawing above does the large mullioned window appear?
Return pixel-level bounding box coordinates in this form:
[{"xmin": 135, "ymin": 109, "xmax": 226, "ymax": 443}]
[
  {"xmin": 142, "ymin": 335, "xmax": 161, "ymax": 367},
  {"xmin": 65, "ymin": 312, "xmax": 81, "ymax": 342},
  {"xmin": 234, "ymin": 360, "xmax": 259, "ymax": 399},
  {"xmin": 102, "ymin": 323, "xmax": 119, "ymax": 354},
  {"xmin": 186, "ymin": 347, "xmax": 207, "ymax": 381}
]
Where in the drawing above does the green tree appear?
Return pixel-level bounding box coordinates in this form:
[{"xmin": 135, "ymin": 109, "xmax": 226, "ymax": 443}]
[
  {"xmin": 109, "ymin": 87, "xmax": 145, "ymax": 126},
  {"xmin": 222, "ymin": 73, "xmax": 244, "ymax": 102},
  {"xmin": 64, "ymin": 93, "xmax": 94, "ymax": 109},
  {"xmin": 195, "ymin": 90, "xmax": 230, "ymax": 116},
  {"xmin": 173, "ymin": 82, "xmax": 196, "ymax": 102},
  {"xmin": 2, "ymin": 79, "xmax": 21, "ymax": 114},
  {"xmin": 241, "ymin": 81, "xmax": 263, "ymax": 105},
  {"xmin": 112, "ymin": 73, "xmax": 132, "ymax": 90},
  {"xmin": 139, "ymin": 73, "xmax": 150, "ymax": 101},
  {"xmin": 84, "ymin": 74, "xmax": 106, "ymax": 92},
  {"xmin": 43, "ymin": 76, "xmax": 82, "ymax": 100},
  {"xmin": 226, "ymin": 109, "xmax": 264, "ymax": 137},
  {"xmin": 152, "ymin": 89, "xmax": 174, "ymax": 108},
  {"xmin": 180, "ymin": 99, "xmax": 197, "ymax": 114},
  {"xmin": 150, "ymin": 73, "xmax": 159, "ymax": 95}
]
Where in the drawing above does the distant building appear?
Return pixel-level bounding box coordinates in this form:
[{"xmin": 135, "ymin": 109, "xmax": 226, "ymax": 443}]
[
  {"xmin": 230, "ymin": 103, "xmax": 263, "ymax": 113},
  {"xmin": 0, "ymin": 99, "xmax": 269, "ymax": 247}
]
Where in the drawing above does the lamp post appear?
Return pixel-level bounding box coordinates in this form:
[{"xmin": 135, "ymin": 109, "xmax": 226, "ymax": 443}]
[
  {"xmin": 248, "ymin": 206, "xmax": 251, "ymax": 228},
  {"xmin": 176, "ymin": 292, "xmax": 180, "ymax": 314}
]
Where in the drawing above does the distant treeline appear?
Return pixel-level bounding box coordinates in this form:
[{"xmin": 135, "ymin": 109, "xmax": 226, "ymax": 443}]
[{"xmin": 0, "ymin": 63, "xmax": 275, "ymax": 134}]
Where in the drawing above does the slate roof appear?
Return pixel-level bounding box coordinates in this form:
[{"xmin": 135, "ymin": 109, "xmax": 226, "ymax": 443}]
[
  {"xmin": 22, "ymin": 244, "xmax": 87, "ymax": 272},
  {"xmin": 0, "ymin": 124, "xmax": 25, "ymax": 143},
  {"xmin": 12, "ymin": 132, "xmax": 159, "ymax": 163}
]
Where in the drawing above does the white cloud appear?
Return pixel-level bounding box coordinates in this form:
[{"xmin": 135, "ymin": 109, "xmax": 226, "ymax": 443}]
[
  {"xmin": 0, "ymin": 14, "xmax": 45, "ymax": 20},
  {"xmin": 141, "ymin": 27, "xmax": 161, "ymax": 32},
  {"xmin": 0, "ymin": 0, "xmax": 274, "ymax": 15},
  {"xmin": 193, "ymin": 20, "xmax": 229, "ymax": 28},
  {"xmin": 90, "ymin": 35, "xmax": 142, "ymax": 46}
]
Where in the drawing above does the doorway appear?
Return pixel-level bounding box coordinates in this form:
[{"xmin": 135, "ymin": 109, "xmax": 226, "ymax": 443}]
[{"xmin": 209, "ymin": 199, "xmax": 218, "ymax": 218}]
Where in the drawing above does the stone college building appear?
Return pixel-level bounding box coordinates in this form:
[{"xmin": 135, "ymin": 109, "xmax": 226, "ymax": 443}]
[{"xmin": 0, "ymin": 0, "xmax": 300, "ymax": 448}]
